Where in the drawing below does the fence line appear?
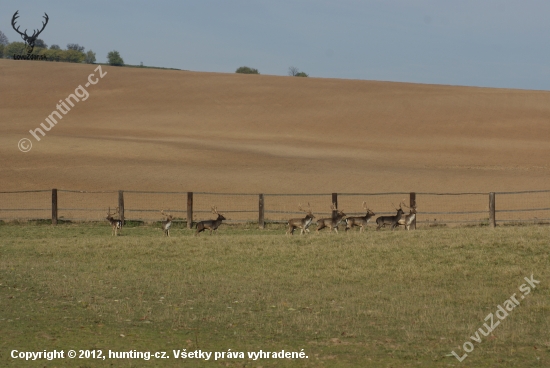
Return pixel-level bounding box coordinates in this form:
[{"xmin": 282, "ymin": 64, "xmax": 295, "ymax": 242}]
[{"xmin": 0, "ymin": 189, "xmax": 549, "ymax": 228}]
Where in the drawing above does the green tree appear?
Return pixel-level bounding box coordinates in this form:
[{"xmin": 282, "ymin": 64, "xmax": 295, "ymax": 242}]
[
  {"xmin": 107, "ymin": 50, "xmax": 124, "ymax": 66},
  {"xmin": 50, "ymin": 44, "xmax": 61, "ymax": 50},
  {"xmin": 288, "ymin": 66, "xmax": 308, "ymax": 77},
  {"xmin": 0, "ymin": 44, "xmax": 4, "ymax": 58},
  {"xmin": 4, "ymin": 42, "xmax": 26, "ymax": 58},
  {"xmin": 34, "ymin": 39, "xmax": 47, "ymax": 49},
  {"xmin": 61, "ymin": 49, "xmax": 85, "ymax": 63},
  {"xmin": 43, "ymin": 48, "xmax": 62, "ymax": 61},
  {"xmin": 235, "ymin": 66, "xmax": 259, "ymax": 74},
  {"xmin": 85, "ymin": 50, "xmax": 96, "ymax": 64}
]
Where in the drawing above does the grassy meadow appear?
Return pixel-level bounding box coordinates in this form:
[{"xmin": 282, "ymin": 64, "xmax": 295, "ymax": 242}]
[{"xmin": 0, "ymin": 222, "xmax": 549, "ymax": 367}]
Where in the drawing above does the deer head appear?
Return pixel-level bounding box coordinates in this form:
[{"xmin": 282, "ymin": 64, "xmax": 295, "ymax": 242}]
[
  {"xmin": 363, "ymin": 201, "xmax": 376, "ymax": 216},
  {"xmin": 106, "ymin": 207, "xmax": 119, "ymax": 220},
  {"xmin": 392, "ymin": 200, "xmax": 406, "ymax": 215},
  {"xmin": 212, "ymin": 206, "xmax": 226, "ymax": 220},
  {"xmin": 402, "ymin": 202, "xmax": 417, "ymax": 214},
  {"xmin": 298, "ymin": 202, "xmax": 315, "ymax": 218},
  {"xmin": 160, "ymin": 210, "xmax": 173, "ymax": 221},
  {"xmin": 330, "ymin": 202, "xmax": 346, "ymax": 217},
  {"xmin": 11, "ymin": 10, "xmax": 49, "ymax": 54}
]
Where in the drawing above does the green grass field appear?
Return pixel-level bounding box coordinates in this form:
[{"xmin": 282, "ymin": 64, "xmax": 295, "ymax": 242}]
[{"xmin": 0, "ymin": 222, "xmax": 548, "ymax": 367}]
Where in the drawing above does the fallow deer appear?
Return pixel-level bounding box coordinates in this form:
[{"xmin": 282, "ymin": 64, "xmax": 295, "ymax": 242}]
[
  {"xmin": 196, "ymin": 206, "xmax": 226, "ymax": 235},
  {"xmin": 345, "ymin": 201, "xmax": 376, "ymax": 233},
  {"xmin": 106, "ymin": 207, "xmax": 123, "ymax": 236},
  {"xmin": 316, "ymin": 203, "xmax": 346, "ymax": 233},
  {"xmin": 160, "ymin": 210, "xmax": 173, "ymax": 237},
  {"xmin": 398, "ymin": 203, "xmax": 417, "ymax": 230},
  {"xmin": 375, "ymin": 201, "xmax": 405, "ymax": 230},
  {"xmin": 286, "ymin": 203, "xmax": 315, "ymax": 235}
]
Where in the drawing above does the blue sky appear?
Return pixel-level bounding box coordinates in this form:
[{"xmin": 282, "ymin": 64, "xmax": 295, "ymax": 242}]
[{"xmin": 2, "ymin": 0, "xmax": 550, "ymax": 90}]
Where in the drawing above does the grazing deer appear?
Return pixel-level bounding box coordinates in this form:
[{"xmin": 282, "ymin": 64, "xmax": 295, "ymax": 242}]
[
  {"xmin": 160, "ymin": 210, "xmax": 173, "ymax": 237},
  {"xmin": 398, "ymin": 203, "xmax": 417, "ymax": 230},
  {"xmin": 106, "ymin": 207, "xmax": 123, "ymax": 236},
  {"xmin": 316, "ymin": 203, "xmax": 346, "ymax": 233},
  {"xmin": 345, "ymin": 201, "xmax": 376, "ymax": 233},
  {"xmin": 375, "ymin": 201, "xmax": 405, "ymax": 230},
  {"xmin": 286, "ymin": 203, "xmax": 315, "ymax": 235},
  {"xmin": 196, "ymin": 206, "xmax": 226, "ymax": 235}
]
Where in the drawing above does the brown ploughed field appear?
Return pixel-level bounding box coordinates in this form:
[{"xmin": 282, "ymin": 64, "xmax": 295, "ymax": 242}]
[{"xmin": 0, "ymin": 59, "xmax": 549, "ymax": 193}]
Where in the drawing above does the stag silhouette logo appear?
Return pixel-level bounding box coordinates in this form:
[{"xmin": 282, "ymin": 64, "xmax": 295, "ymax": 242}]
[{"xmin": 11, "ymin": 10, "xmax": 49, "ymax": 55}]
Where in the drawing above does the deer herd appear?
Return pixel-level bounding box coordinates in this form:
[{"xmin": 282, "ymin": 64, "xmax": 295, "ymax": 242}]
[
  {"xmin": 286, "ymin": 200, "xmax": 417, "ymax": 235},
  {"xmin": 105, "ymin": 206, "xmax": 227, "ymax": 236},
  {"xmin": 105, "ymin": 201, "xmax": 416, "ymax": 236}
]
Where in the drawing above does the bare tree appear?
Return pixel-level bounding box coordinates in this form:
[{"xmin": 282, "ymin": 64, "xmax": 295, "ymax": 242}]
[
  {"xmin": 0, "ymin": 30, "xmax": 9, "ymax": 46},
  {"xmin": 288, "ymin": 66, "xmax": 299, "ymax": 76},
  {"xmin": 67, "ymin": 43, "xmax": 85, "ymax": 52}
]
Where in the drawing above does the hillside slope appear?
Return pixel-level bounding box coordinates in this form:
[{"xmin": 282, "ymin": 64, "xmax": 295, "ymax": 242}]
[{"xmin": 1, "ymin": 59, "xmax": 548, "ymax": 193}]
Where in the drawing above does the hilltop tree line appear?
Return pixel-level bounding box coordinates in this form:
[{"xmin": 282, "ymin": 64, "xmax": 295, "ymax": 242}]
[
  {"xmin": 0, "ymin": 30, "xmax": 124, "ymax": 66},
  {"xmin": 236, "ymin": 65, "xmax": 309, "ymax": 77}
]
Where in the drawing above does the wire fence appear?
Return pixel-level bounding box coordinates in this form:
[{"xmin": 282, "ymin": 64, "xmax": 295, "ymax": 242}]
[{"xmin": 0, "ymin": 189, "xmax": 549, "ymax": 228}]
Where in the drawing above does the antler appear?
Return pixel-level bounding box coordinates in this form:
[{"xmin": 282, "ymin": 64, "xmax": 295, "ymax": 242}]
[
  {"xmin": 107, "ymin": 206, "xmax": 118, "ymax": 216},
  {"xmin": 11, "ymin": 11, "xmax": 49, "ymax": 43},
  {"xmin": 330, "ymin": 202, "xmax": 337, "ymax": 211},
  {"xmin": 11, "ymin": 11, "xmax": 26, "ymax": 38},
  {"xmin": 362, "ymin": 201, "xmax": 368, "ymax": 210},
  {"xmin": 37, "ymin": 13, "xmax": 49, "ymax": 36},
  {"xmin": 211, "ymin": 206, "xmax": 218, "ymax": 215},
  {"xmin": 160, "ymin": 210, "xmax": 172, "ymax": 218},
  {"xmin": 392, "ymin": 201, "xmax": 404, "ymax": 210}
]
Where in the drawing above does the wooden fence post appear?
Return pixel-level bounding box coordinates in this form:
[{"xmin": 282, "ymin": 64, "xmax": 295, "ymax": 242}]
[
  {"xmin": 332, "ymin": 192, "xmax": 338, "ymax": 219},
  {"xmin": 187, "ymin": 192, "xmax": 193, "ymax": 229},
  {"xmin": 258, "ymin": 194, "xmax": 265, "ymax": 229},
  {"xmin": 409, "ymin": 192, "xmax": 416, "ymax": 230},
  {"xmin": 118, "ymin": 190, "xmax": 125, "ymax": 224},
  {"xmin": 489, "ymin": 192, "xmax": 496, "ymax": 228},
  {"xmin": 51, "ymin": 189, "xmax": 58, "ymax": 225}
]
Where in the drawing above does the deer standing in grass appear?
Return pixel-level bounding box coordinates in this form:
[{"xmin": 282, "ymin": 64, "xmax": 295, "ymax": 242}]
[
  {"xmin": 316, "ymin": 203, "xmax": 346, "ymax": 233},
  {"xmin": 345, "ymin": 201, "xmax": 376, "ymax": 233},
  {"xmin": 375, "ymin": 201, "xmax": 405, "ymax": 230},
  {"xmin": 286, "ymin": 203, "xmax": 315, "ymax": 235},
  {"xmin": 196, "ymin": 206, "xmax": 226, "ymax": 235},
  {"xmin": 398, "ymin": 203, "xmax": 417, "ymax": 230},
  {"xmin": 106, "ymin": 207, "xmax": 123, "ymax": 236},
  {"xmin": 160, "ymin": 210, "xmax": 173, "ymax": 236}
]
